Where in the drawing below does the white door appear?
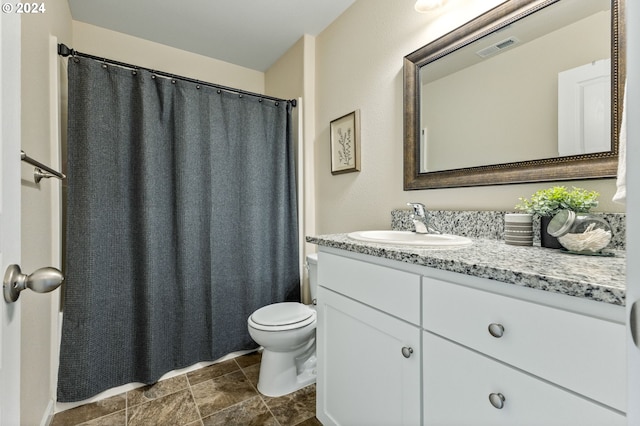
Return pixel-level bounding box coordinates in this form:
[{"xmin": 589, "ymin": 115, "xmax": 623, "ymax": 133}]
[
  {"xmin": 557, "ymin": 59, "xmax": 611, "ymax": 157},
  {"xmin": 0, "ymin": 10, "xmax": 22, "ymax": 426}
]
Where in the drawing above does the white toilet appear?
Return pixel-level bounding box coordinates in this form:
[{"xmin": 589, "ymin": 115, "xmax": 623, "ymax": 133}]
[{"xmin": 247, "ymin": 254, "xmax": 318, "ymax": 397}]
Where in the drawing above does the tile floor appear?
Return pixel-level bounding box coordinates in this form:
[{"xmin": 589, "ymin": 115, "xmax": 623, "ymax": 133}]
[{"xmin": 51, "ymin": 352, "xmax": 321, "ymax": 426}]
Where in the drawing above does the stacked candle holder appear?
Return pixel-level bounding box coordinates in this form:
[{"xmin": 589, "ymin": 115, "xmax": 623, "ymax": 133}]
[{"xmin": 504, "ymin": 213, "xmax": 533, "ymax": 246}]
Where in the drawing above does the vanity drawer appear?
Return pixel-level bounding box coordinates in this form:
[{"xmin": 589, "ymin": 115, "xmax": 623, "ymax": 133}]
[
  {"xmin": 318, "ymin": 252, "xmax": 421, "ymax": 325},
  {"xmin": 422, "ymin": 277, "xmax": 626, "ymax": 412},
  {"xmin": 423, "ymin": 331, "xmax": 625, "ymax": 426}
]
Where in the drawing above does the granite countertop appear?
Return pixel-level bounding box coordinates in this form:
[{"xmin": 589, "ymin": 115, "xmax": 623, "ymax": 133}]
[{"xmin": 306, "ymin": 234, "xmax": 626, "ymax": 306}]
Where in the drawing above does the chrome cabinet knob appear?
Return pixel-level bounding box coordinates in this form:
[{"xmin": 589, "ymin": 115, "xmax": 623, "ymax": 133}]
[
  {"xmin": 401, "ymin": 346, "xmax": 414, "ymax": 358},
  {"xmin": 488, "ymin": 323, "xmax": 505, "ymax": 338},
  {"xmin": 489, "ymin": 392, "xmax": 506, "ymax": 409}
]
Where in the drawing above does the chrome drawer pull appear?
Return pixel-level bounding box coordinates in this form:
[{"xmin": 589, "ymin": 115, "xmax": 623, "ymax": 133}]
[
  {"xmin": 401, "ymin": 346, "xmax": 414, "ymax": 358},
  {"xmin": 488, "ymin": 323, "xmax": 505, "ymax": 338},
  {"xmin": 489, "ymin": 392, "xmax": 506, "ymax": 409}
]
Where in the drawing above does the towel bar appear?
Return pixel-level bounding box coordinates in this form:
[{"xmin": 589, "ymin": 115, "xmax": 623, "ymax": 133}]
[{"xmin": 20, "ymin": 150, "xmax": 65, "ymax": 183}]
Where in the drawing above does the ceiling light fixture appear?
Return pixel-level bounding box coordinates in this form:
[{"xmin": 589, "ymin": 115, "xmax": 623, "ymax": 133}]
[{"xmin": 414, "ymin": 0, "xmax": 448, "ymax": 13}]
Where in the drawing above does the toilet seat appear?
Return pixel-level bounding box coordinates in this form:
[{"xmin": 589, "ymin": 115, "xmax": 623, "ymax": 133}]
[{"xmin": 249, "ymin": 302, "xmax": 316, "ymax": 332}]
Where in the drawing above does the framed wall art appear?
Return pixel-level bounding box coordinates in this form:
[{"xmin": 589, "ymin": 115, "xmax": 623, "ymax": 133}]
[{"xmin": 330, "ymin": 110, "xmax": 361, "ymax": 175}]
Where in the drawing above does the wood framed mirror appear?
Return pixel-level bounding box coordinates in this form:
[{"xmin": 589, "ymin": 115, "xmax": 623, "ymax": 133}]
[{"xmin": 403, "ymin": 0, "xmax": 625, "ymax": 190}]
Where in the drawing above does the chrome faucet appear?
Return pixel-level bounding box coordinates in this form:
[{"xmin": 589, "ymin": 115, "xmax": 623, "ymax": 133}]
[{"xmin": 407, "ymin": 202, "xmax": 441, "ymax": 234}]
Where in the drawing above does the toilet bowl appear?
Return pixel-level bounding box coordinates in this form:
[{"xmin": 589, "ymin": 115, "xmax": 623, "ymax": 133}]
[{"xmin": 247, "ymin": 254, "xmax": 318, "ymax": 397}]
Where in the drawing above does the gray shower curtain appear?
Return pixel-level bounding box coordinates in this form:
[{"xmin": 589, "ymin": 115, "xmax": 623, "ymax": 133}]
[{"xmin": 57, "ymin": 57, "xmax": 299, "ymax": 402}]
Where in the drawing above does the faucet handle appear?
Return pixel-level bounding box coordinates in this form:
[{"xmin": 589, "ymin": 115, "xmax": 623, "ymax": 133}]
[{"xmin": 407, "ymin": 202, "xmax": 426, "ymax": 216}]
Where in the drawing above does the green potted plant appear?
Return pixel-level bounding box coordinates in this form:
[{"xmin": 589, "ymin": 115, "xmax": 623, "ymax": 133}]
[{"xmin": 515, "ymin": 186, "xmax": 599, "ymax": 248}]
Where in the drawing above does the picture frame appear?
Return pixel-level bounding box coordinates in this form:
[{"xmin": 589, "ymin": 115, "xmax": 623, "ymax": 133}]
[{"xmin": 330, "ymin": 110, "xmax": 361, "ymax": 175}]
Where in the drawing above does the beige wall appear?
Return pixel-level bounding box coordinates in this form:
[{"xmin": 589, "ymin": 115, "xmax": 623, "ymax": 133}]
[
  {"xmin": 72, "ymin": 21, "xmax": 265, "ymax": 94},
  {"xmin": 20, "ymin": 1, "xmax": 72, "ymax": 424},
  {"xmin": 314, "ymin": 0, "xmax": 621, "ymax": 235},
  {"xmin": 266, "ymin": 36, "xmax": 305, "ymax": 99}
]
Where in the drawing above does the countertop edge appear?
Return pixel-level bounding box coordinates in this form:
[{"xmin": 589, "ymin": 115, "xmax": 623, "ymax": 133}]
[{"xmin": 306, "ymin": 234, "xmax": 626, "ymax": 306}]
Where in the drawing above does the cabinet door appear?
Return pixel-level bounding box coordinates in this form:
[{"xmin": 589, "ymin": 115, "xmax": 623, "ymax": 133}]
[
  {"xmin": 423, "ymin": 331, "xmax": 625, "ymax": 426},
  {"xmin": 317, "ymin": 286, "xmax": 421, "ymax": 426}
]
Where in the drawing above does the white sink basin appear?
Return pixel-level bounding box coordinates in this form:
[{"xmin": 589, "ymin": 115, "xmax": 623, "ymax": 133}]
[{"xmin": 347, "ymin": 230, "xmax": 472, "ymax": 248}]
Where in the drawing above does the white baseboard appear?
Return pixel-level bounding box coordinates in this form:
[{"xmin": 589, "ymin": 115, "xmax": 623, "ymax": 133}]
[{"xmin": 41, "ymin": 399, "xmax": 55, "ymax": 426}]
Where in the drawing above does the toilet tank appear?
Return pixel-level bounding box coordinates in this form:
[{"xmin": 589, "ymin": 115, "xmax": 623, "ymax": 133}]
[{"xmin": 306, "ymin": 253, "xmax": 318, "ymax": 303}]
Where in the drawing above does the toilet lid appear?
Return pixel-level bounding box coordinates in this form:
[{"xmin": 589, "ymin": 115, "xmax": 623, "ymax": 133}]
[{"xmin": 251, "ymin": 302, "xmax": 314, "ymax": 327}]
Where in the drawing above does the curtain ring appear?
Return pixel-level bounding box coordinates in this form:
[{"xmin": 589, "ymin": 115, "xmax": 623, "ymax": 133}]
[
  {"xmin": 101, "ymin": 63, "xmax": 108, "ymax": 69},
  {"xmin": 196, "ymin": 85, "xmax": 201, "ymax": 89},
  {"xmin": 217, "ymin": 90, "xmax": 221, "ymax": 94},
  {"xmin": 151, "ymin": 75, "xmax": 156, "ymax": 79},
  {"xmin": 132, "ymin": 70, "xmax": 137, "ymax": 76},
  {"xmin": 275, "ymin": 102, "xmax": 279, "ymax": 106},
  {"xmin": 239, "ymin": 94, "xmax": 243, "ymax": 98},
  {"xmin": 171, "ymin": 79, "xmax": 176, "ymax": 84}
]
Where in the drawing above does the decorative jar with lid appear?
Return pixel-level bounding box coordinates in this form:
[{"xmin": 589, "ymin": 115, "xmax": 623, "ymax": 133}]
[{"xmin": 547, "ymin": 210, "xmax": 612, "ymax": 254}]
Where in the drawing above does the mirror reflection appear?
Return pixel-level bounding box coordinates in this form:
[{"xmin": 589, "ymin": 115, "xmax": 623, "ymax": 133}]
[
  {"xmin": 419, "ymin": 0, "xmax": 610, "ymax": 172},
  {"xmin": 403, "ymin": 0, "xmax": 623, "ymax": 190}
]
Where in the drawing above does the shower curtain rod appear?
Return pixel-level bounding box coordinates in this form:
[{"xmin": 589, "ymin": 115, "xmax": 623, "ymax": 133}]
[{"xmin": 57, "ymin": 43, "xmax": 297, "ymax": 107}]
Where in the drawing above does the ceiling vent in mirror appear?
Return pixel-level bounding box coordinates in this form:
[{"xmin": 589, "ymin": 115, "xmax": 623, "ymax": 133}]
[{"xmin": 476, "ymin": 36, "xmax": 520, "ymax": 58}]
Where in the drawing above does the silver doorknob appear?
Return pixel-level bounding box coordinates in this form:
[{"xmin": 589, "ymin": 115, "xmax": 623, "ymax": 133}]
[
  {"xmin": 488, "ymin": 323, "xmax": 505, "ymax": 338},
  {"xmin": 489, "ymin": 392, "xmax": 506, "ymax": 409},
  {"xmin": 3, "ymin": 264, "xmax": 64, "ymax": 303},
  {"xmin": 401, "ymin": 346, "xmax": 414, "ymax": 358}
]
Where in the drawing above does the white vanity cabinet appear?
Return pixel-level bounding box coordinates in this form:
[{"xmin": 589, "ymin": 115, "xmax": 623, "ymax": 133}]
[
  {"xmin": 315, "ymin": 248, "xmax": 626, "ymax": 425},
  {"xmin": 316, "ymin": 252, "xmax": 422, "ymax": 426}
]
